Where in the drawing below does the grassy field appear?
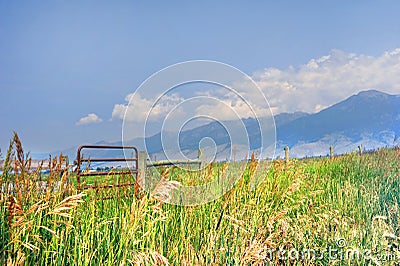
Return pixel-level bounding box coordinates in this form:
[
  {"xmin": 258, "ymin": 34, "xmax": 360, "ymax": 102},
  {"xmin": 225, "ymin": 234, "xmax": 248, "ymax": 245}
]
[{"xmin": 1, "ymin": 134, "xmax": 400, "ymax": 265}]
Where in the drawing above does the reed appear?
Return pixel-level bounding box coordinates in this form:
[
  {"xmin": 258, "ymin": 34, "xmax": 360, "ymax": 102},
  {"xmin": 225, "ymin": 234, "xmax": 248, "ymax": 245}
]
[{"xmin": 1, "ymin": 133, "xmax": 399, "ymax": 265}]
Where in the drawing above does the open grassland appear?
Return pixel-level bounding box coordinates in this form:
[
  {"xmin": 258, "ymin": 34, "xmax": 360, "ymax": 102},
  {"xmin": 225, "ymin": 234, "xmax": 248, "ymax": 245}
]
[{"xmin": 1, "ymin": 135, "xmax": 400, "ymax": 265}]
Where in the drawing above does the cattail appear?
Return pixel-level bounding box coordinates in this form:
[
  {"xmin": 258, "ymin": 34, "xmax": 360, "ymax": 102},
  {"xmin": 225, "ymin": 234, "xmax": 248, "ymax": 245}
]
[
  {"xmin": 13, "ymin": 132, "xmax": 24, "ymax": 169},
  {"xmin": 1, "ymin": 138, "xmax": 15, "ymax": 183},
  {"xmin": 8, "ymin": 196, "xmax": 23, "ymax": 228},
  {"xmin": 14, "ymin": 157, "xmax": 23, "ymax": 205},
  {"xmin": 7, "ymin": 196, "xmax": 15, "ymax": 228},
  {"xmin": 26, "ymin": 158, "xmax": 31, "ymax": 173},
  {"xmin": 249, "ymin": 152, "xmax": 258, "ymax": 176}
]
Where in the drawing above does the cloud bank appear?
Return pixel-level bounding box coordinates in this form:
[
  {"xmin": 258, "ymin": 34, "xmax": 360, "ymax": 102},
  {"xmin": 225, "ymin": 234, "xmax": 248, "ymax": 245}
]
[
  {"xmin": 112, "ymin": 48, "xmax": 400, "ymax": 123},
  {"xmin": 254, "ymin": 48, "xmax": 400, "ymax": 114}
]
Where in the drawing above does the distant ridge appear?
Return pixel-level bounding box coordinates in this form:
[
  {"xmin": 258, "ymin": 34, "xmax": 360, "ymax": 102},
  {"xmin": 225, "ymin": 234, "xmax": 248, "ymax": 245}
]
[{"xmin": 55, "ymin": 90, "xmax": 400, "ymax": 160}]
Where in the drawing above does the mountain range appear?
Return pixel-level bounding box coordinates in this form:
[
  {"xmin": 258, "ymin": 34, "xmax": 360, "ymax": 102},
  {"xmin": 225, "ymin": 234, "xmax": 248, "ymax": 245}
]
[{"xmin": 51, "ymin": 90, "xmax": 400, "ymax": 161}]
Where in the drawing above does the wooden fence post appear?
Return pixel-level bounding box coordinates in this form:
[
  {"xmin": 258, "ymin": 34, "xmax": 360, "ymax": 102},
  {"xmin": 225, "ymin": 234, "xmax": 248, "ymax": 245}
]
[
  {"xmin": 198, "ymin": 148, "xmax": 204, "ymax": 168},
  {"xmin": 329, "ymin": 145, "xmax": 334, "ymax": 158},
  {"xmin": 284, "ymin": 146, "xmax": 289, "ymax": 164}
]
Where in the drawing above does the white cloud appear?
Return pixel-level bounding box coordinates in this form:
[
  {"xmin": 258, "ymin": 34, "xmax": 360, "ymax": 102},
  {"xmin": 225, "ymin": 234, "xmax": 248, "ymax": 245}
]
[
  {"xmin": 76, "ymin": 113, "xmax": 103, "ymax": 126},
  {"xmin": 194, "ymin": 94, "xmax": 271, "ymax": 120},
  {"xmin": 112, "ymin": 92, "xmax": 184, "ymax": 122},
  {"xmin": 253, "ymin": 48, "xmax": 400, "ymax": 114}
]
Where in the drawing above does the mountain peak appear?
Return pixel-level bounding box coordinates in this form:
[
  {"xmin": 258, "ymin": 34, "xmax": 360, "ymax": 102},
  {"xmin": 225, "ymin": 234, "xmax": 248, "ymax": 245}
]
[{"xmin": 356, "ymin": 89, "xmax": 390, "ymax": 98}]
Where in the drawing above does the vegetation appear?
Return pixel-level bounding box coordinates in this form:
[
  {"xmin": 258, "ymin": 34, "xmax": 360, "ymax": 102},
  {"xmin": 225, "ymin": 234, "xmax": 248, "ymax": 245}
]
[{"xmin": 1, "ymin": 133, "xmax": 399, "ymax": 265}]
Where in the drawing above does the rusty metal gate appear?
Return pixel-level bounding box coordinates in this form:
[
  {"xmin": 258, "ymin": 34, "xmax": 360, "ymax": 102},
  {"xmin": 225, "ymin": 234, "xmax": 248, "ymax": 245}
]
[{"xmin": 75, "ymin": 145, "xmax": 138, "ymax": 191}]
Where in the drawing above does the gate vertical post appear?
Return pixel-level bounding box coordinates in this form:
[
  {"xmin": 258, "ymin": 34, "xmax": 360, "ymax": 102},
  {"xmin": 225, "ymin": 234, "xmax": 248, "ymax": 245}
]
[{"xmin": 138, "ymin": 151, "xmax": 147, "ymax": 189}]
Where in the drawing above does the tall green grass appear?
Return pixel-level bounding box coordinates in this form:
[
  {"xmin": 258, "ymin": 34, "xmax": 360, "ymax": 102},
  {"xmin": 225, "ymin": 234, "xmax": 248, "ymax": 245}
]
[{"xmin": 1, "ymin": 133, "xmax": 399, "ymax": 265}]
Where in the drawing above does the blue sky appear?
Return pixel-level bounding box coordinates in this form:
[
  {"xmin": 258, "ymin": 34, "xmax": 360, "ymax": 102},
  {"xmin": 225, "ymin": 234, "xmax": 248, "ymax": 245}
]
[{"xmin": 1, "ymin": 1, "xmax": 400, "ymax": 154}]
